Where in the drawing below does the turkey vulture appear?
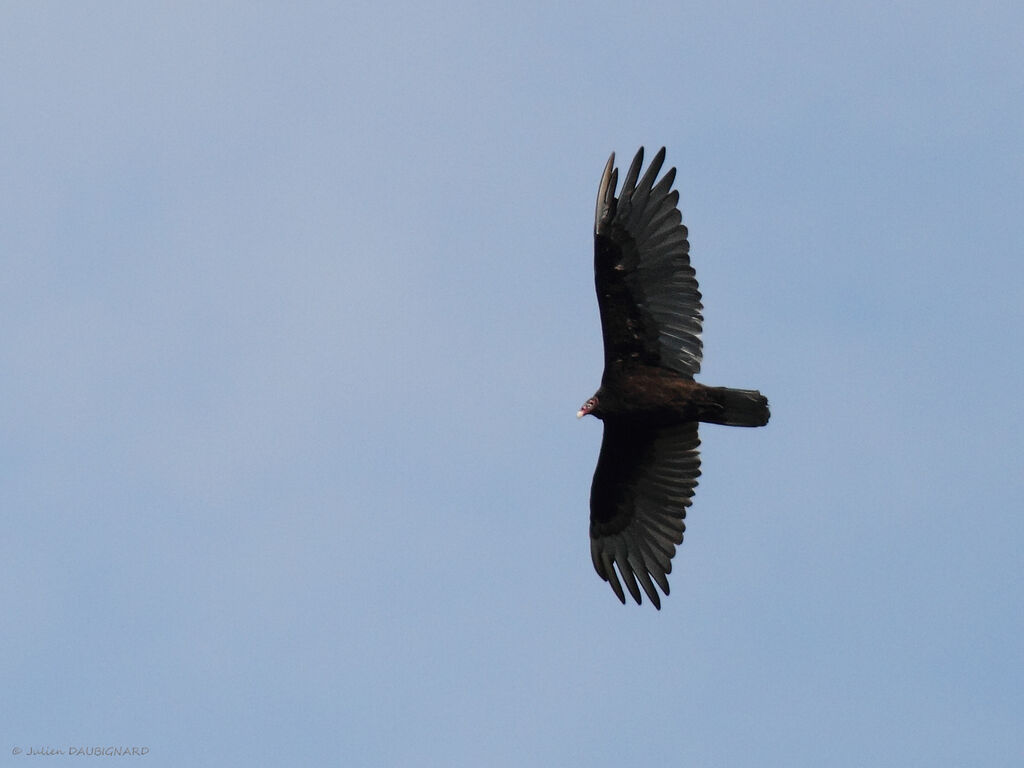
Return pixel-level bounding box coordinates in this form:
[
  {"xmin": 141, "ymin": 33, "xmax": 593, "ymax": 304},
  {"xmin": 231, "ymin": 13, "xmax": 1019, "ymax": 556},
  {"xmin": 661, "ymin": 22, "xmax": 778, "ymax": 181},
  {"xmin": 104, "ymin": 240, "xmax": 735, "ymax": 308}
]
[{"xmin": 578, "ymin": 147, "xmax": 770, "ymax": 609}]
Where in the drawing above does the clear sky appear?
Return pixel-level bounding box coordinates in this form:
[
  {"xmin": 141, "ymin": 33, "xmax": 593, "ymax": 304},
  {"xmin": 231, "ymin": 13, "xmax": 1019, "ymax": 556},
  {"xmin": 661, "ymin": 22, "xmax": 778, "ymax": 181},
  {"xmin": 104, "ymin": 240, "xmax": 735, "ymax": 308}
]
[{"xmin": 2, "ymin": 2, "xmax": 1022, "ymax": 766}]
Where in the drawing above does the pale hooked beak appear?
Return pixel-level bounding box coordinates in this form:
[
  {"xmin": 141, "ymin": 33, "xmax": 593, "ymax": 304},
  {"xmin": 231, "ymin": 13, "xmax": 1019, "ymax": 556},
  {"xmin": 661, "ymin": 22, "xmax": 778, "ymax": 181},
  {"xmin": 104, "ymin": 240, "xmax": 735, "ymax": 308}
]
[{"xmin": 576, "ymin": 409, "xmax": 586, "ymax": 419}]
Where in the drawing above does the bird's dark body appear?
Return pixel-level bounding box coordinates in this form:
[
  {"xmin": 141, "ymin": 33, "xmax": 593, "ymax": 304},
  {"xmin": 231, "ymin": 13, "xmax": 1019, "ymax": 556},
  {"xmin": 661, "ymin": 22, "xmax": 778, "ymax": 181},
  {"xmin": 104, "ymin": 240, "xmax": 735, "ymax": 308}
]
[
  {"xmin": 590, "ymin": 367, "xmax": 769, "ymax": 428},
  {"xmin": 579, "ymin": 147, "xmax": 769, "ymax": 609}
]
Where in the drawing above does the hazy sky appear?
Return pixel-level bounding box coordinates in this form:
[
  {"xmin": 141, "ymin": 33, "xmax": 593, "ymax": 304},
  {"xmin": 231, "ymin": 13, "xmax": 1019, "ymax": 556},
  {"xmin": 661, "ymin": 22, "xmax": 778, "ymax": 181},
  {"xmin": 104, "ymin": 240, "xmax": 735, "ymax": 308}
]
[{"xmin": 3, "ymin": 3, "xmax": 1022, "ymax": 766}]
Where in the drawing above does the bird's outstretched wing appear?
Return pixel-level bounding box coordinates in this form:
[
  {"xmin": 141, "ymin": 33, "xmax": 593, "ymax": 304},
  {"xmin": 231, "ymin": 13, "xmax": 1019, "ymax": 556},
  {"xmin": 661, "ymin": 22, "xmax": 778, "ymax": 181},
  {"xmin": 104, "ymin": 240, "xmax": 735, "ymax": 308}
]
[
  {"xmin": 589, "ymin": 421, "xmax": 701, "ymax": 608},
  {"xmin": 594, "ymin": 147, "xmax": 703, "ymax": 378}
]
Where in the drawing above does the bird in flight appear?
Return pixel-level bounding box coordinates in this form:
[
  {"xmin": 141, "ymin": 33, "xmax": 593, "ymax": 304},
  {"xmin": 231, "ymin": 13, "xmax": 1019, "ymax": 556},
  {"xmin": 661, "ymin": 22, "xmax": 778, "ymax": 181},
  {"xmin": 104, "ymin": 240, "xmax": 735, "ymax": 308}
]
[{"xmin": 579, "ymin": 147, "xmax": 770, "ymax": 609}]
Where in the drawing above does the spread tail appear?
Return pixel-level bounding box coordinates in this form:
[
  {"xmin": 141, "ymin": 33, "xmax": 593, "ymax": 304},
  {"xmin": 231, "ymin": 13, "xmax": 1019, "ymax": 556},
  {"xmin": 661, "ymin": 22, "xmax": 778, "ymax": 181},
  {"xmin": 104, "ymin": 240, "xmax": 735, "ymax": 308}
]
[{"xmin": 703, "ymin": 386, "xmax": 770, "ymax": 427}]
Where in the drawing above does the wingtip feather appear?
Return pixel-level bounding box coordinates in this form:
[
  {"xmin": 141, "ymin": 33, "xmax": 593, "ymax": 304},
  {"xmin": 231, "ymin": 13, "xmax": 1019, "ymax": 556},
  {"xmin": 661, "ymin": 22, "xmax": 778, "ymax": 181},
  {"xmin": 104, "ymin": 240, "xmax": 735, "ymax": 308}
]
[
  {"xmin": 620, "ymin": 147, "xmax": 645, "ymax": 199},
  {"xmin": 595, "ymin": 153, "xmax": 617, "ymax": 235}
]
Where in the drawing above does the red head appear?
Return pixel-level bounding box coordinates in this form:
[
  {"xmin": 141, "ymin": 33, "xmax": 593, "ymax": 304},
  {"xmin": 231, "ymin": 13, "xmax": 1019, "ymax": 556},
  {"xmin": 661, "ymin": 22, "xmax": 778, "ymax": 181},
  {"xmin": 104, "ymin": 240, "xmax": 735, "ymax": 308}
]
[{"xmin": 577, "ymin": 395, "xmax": 599, "ymax": 419}]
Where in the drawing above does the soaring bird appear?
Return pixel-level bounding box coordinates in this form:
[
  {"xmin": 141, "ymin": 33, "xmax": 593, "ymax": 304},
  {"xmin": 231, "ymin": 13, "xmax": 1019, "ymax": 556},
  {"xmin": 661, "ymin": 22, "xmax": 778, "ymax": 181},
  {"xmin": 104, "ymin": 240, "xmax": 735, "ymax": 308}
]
[{"xmin": 578, "ymin": 147, "xmax": 770, "ymax": 609}]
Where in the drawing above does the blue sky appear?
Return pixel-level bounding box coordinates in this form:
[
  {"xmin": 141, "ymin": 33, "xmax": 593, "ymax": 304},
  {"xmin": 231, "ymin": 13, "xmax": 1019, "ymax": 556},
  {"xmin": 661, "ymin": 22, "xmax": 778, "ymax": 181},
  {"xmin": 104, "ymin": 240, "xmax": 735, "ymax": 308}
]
[{"xmin": 2, "ymin": 2, "xmax": 1022, "ymax": 766}]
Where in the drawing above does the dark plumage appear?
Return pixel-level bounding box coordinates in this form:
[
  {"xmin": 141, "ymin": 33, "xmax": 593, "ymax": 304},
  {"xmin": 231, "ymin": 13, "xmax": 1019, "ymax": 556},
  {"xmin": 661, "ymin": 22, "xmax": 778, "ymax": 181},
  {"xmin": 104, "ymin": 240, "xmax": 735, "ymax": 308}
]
[{"xmin": 578, "ymin": 147, "xmax": 770, "ymax": 609}]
